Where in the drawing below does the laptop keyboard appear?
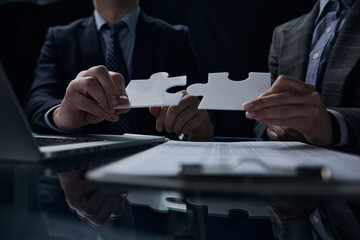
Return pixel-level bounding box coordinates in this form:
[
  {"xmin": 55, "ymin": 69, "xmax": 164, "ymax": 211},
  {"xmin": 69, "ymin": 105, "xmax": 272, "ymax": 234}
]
[{"xmin": 35, "ymin": 137, "xmax": 104, "ymax": 147}]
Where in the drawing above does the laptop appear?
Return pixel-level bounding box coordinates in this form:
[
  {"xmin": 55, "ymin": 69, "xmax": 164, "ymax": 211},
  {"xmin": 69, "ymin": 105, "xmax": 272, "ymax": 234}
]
[{"xmin": 0, "ymin": 63, "xmax": 165, "ymax": 161}]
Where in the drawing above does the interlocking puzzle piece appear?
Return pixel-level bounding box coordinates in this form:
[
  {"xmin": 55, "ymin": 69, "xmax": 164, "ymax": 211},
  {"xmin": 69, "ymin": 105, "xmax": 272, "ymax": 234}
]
[
  {"xmin": 187, "ymin": 72, "xmax": 271, "ymax": 110},
  {"xmin": 114, "ymin": 72, "xmax": 186, "ymax": 109}
]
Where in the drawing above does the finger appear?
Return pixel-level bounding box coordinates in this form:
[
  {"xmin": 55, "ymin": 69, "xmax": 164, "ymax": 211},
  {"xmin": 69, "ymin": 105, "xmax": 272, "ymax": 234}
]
[
  {"xmin": 165, "ymin": 94, "xmax": 198, "ymax": 134},
  {"xmin": 115, "ymin": 108, "xmax": 131, "ymax": 115},
  {"xmin": 155, "ymin": 106, "xmax": 168, "ymax": 132},
  {"xmin": 60, "ymin": 182, "xmax": 99, "ymax": 209},
  {"xmin": 172, "ymin": 107, "xmax": 198, "ymax": 135},
  {"xmin": 251, "ymin": 75, "xmax": 298, "ymax": 101},
  {"xmin": 83, "ymin": 66, "xmax": 119, "ymax": 107},
  {"xmin": 87, "ymin": 193, "xmax": 118, "ymax": 227},
  {"xmin": 109, "ymin": 72, "xmax": 129, "ymax": 106},
  {"xmin": 267, "ymin": 127, "xmax": 280, "ymax": 140},
  {"xmin": 69, "ymin": 94, "xmax": 119, "ymax": 123},
  {"xmin": 111, "ymin": 196, "xmax": 126, "ymax": 218},
  {"xmin": 70, "ymin": 76, "xmax": 114, "ymax": 114},
  {"xmin": 246, "ymin": 105, "xmax": 313, "ymax": 120},
  {"xmin": 267, "ymin": 125, "xmax": 301, "ymax": 141},
  {"xmin": 58, "ymin": 169, "xmax": 85, "ymax": 184},
  {"xmin": 164, "ymin": 106, "xmax": 180, "ymax": 133},
  {"xmin": 74, "ymin": 189, "xmax": 107, "ymax": 217},
  {"xmin": 182, "ymin": 110, "xmax": 210, "ymax": 137},
  {"xmin": 283, "ymin": 127, "xmax": 306, "ymax": 141},
  {"xmin": 258, "ymin": 117, "xmax": 309, "ymax": 132},
  {"xmin": 264, "ymin": 75, "xmax": 315, "ymax": 96},
  {"xmin": 149, "ymin": 107, "xmax": 161, "ymax": 117},
  {"xmin": 109, "ymin": 72, "xmax": 126, "ymax": 95},
  {"xmin": 243, "ymin": 76, "xmax": 316, "ymax": 111},
  {"xmin": 243, "ymin": 92, "xmax": 310, "ymax": 113}
]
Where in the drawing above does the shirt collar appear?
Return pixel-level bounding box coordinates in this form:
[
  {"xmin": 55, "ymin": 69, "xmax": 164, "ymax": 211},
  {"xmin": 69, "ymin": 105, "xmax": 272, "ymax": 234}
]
[
  {"xmin": 319, "ymin": 0, "xmax": 354, "ymax": 13},
  {"xmin": 94, "ymin": 6, "xmax": 140, "ymax": 36}
]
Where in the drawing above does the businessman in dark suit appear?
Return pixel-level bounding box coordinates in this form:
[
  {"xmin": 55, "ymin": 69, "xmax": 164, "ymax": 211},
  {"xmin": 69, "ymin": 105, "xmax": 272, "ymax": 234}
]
[
  {"xmin": 25, "ymin": 0, "xmax": 213, "ymax": 141},
  {"xmin": 242, "ymin": 0, "xmax": 360, "ymax": 239},
  {"xmin": 243, "ymin": 0, "xmax": 360, "ymax": 150}
]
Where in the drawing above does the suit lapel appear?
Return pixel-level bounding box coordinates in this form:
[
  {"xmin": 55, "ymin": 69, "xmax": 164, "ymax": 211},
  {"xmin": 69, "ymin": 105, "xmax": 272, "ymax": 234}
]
[
  {"xmin": 76, "ymin": 16, "xmax": 104, "ymax": 70},
  {"xmin": 322, "ymin": 0, "xmax": 360, "ymax": 106},
  {"xmin": 131, "ymin": 12, "xmax": 157, "ymax": 79}
]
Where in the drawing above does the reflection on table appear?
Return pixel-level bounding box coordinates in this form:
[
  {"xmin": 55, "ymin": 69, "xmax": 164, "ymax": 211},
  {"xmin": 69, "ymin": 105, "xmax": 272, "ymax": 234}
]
[{"xmin": 1, "ymin": 138, "xmax": 360, "ymax": 239}]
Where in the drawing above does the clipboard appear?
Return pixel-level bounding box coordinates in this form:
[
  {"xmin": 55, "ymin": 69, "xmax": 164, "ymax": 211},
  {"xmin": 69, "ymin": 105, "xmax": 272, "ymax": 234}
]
[{"xmin": 86, "ymin": 140, "xmax": 360, "ymax": 196}]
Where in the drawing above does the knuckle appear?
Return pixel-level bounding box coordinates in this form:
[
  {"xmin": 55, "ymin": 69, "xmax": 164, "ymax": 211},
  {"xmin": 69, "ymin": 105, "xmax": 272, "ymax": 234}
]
[
  {"xmin": 67, "ymin": 80, "xmax": 77, "ymax": 90},
  {"xmin": 81, "ymin": 77, "xmax": 96, "ymax": 90},
  {"xmin": 77, "ymin": 70, "xmax": 87, "ymax": 77},
  {"xmin": 111, "ymin": 71, "xmax": 124, "ymax": 80},
  {"xmin": 92, "ymin": 65, "xmax": 108, "ymax": 73},
  {"xmin": 277, "ymin": 75, "xmax": 287, "ymax": 83}
]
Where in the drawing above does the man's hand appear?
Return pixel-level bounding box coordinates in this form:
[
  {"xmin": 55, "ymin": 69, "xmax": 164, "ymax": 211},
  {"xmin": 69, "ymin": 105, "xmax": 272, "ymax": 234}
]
[
  {"xmin": 53, "ymin": 65, "xmax": 130, "ymax": 130},
  {"xmin": 58, "ymin": 169, "xmax": 127, "ymax": 228},
  {"xmin": 243, "ymin": 75, "xmax": 333, "ymax": 146},
  {"xmin": 149, "ymin": 90, "xmax": 213, "ymax": 141},
  {"xmin": 267, "ymin": 125, "xmax": 306, "ymax": 142}
]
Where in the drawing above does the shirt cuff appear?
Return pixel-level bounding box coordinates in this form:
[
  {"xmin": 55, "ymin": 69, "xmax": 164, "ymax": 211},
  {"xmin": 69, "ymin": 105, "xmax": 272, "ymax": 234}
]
[
  {"xmin": 44, "ymin": 104, "xmax": 82, "ymax": 134},
  {"xmin": 327, "ymin": 109, "xmax": 349, "ymax": 146}
]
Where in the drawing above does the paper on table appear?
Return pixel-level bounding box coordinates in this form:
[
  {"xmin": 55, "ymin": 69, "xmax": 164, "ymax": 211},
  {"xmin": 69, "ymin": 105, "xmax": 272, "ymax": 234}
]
[
  {"xmin": 87, "ymin": 141, "xmax": 360, "ymax": 181},
  {"xmin": 114, "ymin": 72, "xmax": 186, "ymax": 109},
  {"xmin": 187, "ymin": 72, "xmax": 271, "ymax": 110}
]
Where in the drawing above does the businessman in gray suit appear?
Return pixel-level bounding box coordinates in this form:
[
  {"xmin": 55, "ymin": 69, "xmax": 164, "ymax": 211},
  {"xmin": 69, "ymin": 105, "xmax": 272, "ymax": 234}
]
[
  {"xmin": 243, "ymin": 0, "xmax": 360, "ymax": 239},
  {"xmin": 243, "ymin": 0, "xmax": 360, "ymax": 150}
]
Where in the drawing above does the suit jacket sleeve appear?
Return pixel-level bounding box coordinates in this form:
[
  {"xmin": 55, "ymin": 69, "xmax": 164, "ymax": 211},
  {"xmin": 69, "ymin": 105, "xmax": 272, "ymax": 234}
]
[
  {"xmin": 25, "ymin": 27, "xmax": 69, "ymax": 133},
  {"xmin": 330, "ymin": 107, "xmax": 360, "ymax": 149}
]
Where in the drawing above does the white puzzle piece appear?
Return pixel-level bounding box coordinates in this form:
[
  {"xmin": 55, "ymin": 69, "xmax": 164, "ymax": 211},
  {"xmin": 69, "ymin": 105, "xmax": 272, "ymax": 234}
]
[
  {"xmin": 187, "ymin": 72, "xmax": 271, "ymax": 110},
  {"xmin": 114, "ymin": 72, "xmax": 186, "ymax": 109}
]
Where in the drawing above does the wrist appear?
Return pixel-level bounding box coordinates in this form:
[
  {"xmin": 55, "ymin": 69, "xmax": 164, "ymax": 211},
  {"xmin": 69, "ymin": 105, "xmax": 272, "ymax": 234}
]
[{"xmin": 53, "ymin": 107, "xmax": 73, "ymax": 130}]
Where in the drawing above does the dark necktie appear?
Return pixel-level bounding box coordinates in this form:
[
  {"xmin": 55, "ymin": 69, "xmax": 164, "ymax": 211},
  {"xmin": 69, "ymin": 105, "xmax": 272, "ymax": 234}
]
[{"xmin": 106, "ymin": 22, "xmax": 134, "ymax": 134}]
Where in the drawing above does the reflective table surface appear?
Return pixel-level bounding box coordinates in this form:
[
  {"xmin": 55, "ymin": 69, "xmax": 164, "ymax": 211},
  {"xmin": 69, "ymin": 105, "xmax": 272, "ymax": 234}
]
[{"xmin": 1, "ymin": 139, "xmax": 360, "ymax": 240}]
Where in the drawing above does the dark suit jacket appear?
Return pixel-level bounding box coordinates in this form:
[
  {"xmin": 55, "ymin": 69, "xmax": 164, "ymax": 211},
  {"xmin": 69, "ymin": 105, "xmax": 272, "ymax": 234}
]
[
  {"xmin": 25, "ymin": 11, "xmax": 203, "ymax": 136},
  {"xmin": 255, "ymin": 0, "xmax": 360, "ymax": 149}
]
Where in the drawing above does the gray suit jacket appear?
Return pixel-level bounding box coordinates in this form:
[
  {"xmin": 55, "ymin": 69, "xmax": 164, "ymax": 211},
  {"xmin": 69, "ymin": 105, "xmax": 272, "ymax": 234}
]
[{"xmin": 256, "ymin": 0, "xmax": 360, "ymax": 149}]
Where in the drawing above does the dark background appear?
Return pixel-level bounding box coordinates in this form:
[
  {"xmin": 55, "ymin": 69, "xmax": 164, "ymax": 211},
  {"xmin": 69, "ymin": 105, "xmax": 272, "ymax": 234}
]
[{"xmin": 0, "ymin": 0, "xmax": 316, "ymax": 137}]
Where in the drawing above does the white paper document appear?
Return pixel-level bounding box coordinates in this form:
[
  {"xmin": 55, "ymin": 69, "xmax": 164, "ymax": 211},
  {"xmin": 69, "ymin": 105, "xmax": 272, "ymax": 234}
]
[{"xmin": 87, "ymin": 141, "xmax": 360, "ymax": 182}]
